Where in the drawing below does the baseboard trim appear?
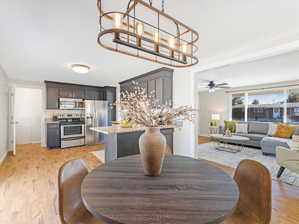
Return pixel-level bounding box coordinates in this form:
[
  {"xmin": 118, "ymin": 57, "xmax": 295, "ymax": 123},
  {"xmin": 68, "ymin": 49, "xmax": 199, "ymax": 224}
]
[
  {"xmin": 199, "ymin": 134, "xmax": 211, "ymax": 138},
  {"xmin": 0, "ymin": 151, "xmax": 8, "ymax": 165}
]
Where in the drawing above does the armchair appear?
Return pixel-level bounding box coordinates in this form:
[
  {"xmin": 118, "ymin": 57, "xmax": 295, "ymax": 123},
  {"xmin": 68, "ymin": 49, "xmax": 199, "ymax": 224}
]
[{"xmin": 276, "ymin": 146, "xmax": 299, "ymax": 178}]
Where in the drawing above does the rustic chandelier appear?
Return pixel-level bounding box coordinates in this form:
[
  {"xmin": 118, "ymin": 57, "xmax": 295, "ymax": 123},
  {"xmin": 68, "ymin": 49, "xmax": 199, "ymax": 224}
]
[{"xmin": 97, "ymin": 0, "xmax": 199, "ymax": 68}]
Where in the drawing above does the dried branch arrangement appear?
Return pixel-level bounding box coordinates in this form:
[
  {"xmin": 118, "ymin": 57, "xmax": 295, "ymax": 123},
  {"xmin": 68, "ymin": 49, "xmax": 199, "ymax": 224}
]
[{"xmin": 115, "ymin": 81, "xmax": 195, "ymax": 127}]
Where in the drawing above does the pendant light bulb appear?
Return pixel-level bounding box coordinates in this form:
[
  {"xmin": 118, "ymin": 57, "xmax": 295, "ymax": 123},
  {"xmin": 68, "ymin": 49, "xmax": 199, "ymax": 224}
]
[
  {"xmin": 154, "ymin": 32, "xmax": 160, "ymax": 43},
  {"xmin": 168, "ymin": 37, "xmax": 176, "ymax": 49},
  {"xmin": 136, "ymin": 23, "xmax": 144, "ymax": 36},
  {"xmin": 113, "ymin": 13, "xmax": 123, "ymax": 28},
  {"xmin": 181, "ymin": 43, "xmax": 188, "ymax": 54}
]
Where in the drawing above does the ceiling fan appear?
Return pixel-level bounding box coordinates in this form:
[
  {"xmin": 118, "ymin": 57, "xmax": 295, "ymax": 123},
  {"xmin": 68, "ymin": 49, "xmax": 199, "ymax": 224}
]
[{"xmin": 199, "ymin": 80, "xmax": 230, "ymax": 93}]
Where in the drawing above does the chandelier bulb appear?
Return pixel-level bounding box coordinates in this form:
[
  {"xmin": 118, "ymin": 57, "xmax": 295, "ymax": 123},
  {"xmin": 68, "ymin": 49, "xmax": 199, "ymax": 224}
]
[
  {"xmin": 181, "ymin": 43, "xmax": 188, "ymax": 54},
  {"xmin": 154, "ymin": 32, "xmax": 160, "ymax": 43},
  {"xmin": 113, "ymin": 13, "xmax": 123, "ymax": 29},
  {"xmin": 136, "ymin": 23, "xmax": 144, "ymax": 36},
  {"xmin": 168, "ymin": 37, "xmax": 176, "ymax": 49}
]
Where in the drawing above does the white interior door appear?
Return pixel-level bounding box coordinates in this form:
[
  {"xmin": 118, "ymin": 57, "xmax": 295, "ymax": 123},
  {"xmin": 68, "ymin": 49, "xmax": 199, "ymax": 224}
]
[
  {"xmin": 8, "ymin": 87, "xmax": 16, "ymax": 155},
  {"xmin": 14, "ymin": 88, "xmax": 42, "ymax": 145}
]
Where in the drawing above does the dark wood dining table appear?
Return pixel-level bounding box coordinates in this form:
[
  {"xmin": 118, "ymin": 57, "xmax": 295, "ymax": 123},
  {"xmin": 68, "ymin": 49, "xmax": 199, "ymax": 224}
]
[{"xmin": 81, "ymin": 155, "xmax": 239, "ymax": 224}]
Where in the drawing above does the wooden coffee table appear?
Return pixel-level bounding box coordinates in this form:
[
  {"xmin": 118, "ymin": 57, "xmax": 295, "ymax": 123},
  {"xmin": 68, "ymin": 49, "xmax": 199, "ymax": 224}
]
[{"xmin": 210, "ymin": 134, "xmax": 250, "ymax": 153}]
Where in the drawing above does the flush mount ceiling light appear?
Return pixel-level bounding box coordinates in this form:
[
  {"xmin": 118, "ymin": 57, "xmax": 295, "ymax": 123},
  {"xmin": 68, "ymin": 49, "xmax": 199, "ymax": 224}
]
[
  {"xmin": 97, "ymin": 0, "xmax": 199, "ymax": 68},
  {"xmin": 71, "ymin": 64, "xmax": 90, "ymax": 74}
]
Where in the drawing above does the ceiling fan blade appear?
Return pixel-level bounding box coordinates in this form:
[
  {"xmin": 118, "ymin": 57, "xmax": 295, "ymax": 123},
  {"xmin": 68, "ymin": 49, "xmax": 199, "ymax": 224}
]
[
  {"xmin": 199, "ymin": 79, "xmax": 213, "ymax": 83},
  {"xmin": 216, "ymin": 83, "xmax": 228, "ymax": 86},
  {"xmin": 198, "ymin": 85, "xmax": 208, "ymax": 88},
  {"xmin": 217, "ymin": 86, "xmax": 231, "ymax": 89}
]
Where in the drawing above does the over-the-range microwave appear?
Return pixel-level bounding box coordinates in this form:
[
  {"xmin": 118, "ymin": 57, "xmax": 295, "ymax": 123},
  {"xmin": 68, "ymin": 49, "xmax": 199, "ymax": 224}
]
[{"xmin": 59, "ymin": 98, "xmax": 85, "ymax": 110}]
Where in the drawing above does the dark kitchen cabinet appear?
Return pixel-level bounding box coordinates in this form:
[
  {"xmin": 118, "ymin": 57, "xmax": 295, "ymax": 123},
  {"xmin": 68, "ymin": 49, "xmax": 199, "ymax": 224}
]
[
  {"xmin": 106, "ymin": 127, "xmax": 173, "ymax": 162},
  {"xmin": 47, "ymin": 123, "xmax": 60, "ymax": 149},
  {"xmin": 161, "ymin": 128, "xmax": 174, "ymax": 153},
  {"xmin": 45, "ymin": 81, "xmax": 115, "ymax": 109},
  {"xmin": 163, "ymin": 75, "xmax": 173, "ymax": 106},
  {"xmin": 73, "ymin": 87, "xmax": 85, "ymax": 99},
  {"xmin": 85, "ymin": 87, "xmax": 105, "ymax": 100},
  {"xmin": 105, "ymin": 87, "xmax": 116, "ymax": 126},
  {"xmin": 59, "ymin": 84, "xmax": 85, "ymax": 99},
  {"xmin": 46, "ymin": 83, "xmax": 60, "ymax": 109},
  {"xmin": 119, "ymin": 67, "xmax": 173, "ymax": 105},
  {"xmin": 118, "ymin": 68, "xmax": 174, "ymax": 154},
  {"xmin": 59, "ymin": 85, "xmax": 74, "ymax": 98}
]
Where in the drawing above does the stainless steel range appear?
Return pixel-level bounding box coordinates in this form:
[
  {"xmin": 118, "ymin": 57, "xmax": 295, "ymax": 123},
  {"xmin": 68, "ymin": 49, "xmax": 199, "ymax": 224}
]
[{"xmin": 60, "ymin": 118, "xmax": 85, "ymax": 148}]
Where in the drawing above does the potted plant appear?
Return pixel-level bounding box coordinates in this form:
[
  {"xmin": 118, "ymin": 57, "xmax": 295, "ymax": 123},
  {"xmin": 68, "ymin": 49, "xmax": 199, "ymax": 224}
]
[{"xmin": 115, "ymin": 82, "xmax": 195, "ymax": 176}]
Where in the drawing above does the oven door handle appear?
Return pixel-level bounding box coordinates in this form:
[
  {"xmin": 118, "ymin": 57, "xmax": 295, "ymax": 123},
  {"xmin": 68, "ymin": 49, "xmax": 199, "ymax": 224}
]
[{"xmin": 61, "ymin": 124, "xmax": 84, "ymax": 127}]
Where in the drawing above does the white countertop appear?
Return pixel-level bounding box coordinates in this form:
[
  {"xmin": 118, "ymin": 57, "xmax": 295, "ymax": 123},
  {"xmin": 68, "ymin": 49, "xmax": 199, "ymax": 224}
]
[{"xmin": 90, "ymin": 125, "xmax": 176, "ymax": 134}]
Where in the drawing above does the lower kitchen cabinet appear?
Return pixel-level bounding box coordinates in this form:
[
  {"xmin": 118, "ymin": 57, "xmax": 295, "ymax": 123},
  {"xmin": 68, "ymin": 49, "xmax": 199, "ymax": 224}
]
[
  {"xmin": 47, "ymin": 123, "xmax": 60, "ymax": 149},
  {"xmin": 105, "ymin": 128, "xmax": 174, "ymax": 162}
]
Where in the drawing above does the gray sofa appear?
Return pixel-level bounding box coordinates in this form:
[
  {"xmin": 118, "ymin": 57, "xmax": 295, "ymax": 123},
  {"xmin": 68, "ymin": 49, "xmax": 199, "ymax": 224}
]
[{"xmin": 226, "ymin": 122, "xmax": 296, "ymax": 156}]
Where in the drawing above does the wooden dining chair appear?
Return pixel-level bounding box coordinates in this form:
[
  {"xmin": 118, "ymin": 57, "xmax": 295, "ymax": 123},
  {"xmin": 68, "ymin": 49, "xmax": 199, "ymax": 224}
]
[
  {"xmin": 58, "ymin": 159, "xmax": 105, "ymax": 224},
  {"xmin": 224, "ymin": 160, "xmax": 272, "ymax": 224}
]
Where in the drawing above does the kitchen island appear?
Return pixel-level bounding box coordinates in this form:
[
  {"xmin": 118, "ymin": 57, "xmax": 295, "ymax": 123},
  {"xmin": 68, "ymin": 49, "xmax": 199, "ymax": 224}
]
[{"xmin": 91, "ymin": 125, "xmax": 175, "ymax": 162}]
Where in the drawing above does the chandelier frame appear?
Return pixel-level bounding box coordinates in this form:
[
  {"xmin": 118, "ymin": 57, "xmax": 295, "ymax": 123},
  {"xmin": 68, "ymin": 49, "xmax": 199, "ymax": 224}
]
[{"xmin": 97, "ymin": 0, "xmax": 199, "ymax": 68}]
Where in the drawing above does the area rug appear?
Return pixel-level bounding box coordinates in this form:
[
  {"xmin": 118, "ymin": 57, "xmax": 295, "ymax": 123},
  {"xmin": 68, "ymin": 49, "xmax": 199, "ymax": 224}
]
[
  {"xmin": 90, "ymin": 150, "xmax": 105, "ymax": 163},
  {"xmin": 197, "ymin": 142, "xmax": 299, "ymax": 187}
]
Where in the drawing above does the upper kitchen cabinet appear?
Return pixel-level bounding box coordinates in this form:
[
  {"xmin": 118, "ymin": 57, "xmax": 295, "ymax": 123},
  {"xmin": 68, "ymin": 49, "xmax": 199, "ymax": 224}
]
[
  {"xmin": 46, "ymin": 82, "xmax": 60, "ymax": 109},
  {"xmin": 59, "ymin": 84, "xmax": 86, "ymax": 99},
  {"xmin": 59, "ymin": 85, "xmax": 74, "ymax": 98},
  {"xmin": 105, "ymin": 87, "xmax": 117, "ymax": 125},
  {"xmin": 85, "ymin": 87, "xmax": 105, "ymax": 100},
  {"xmin": 73, "ymin": 87, "xmax": 86, "ymax": 99},
  {"xmin": 45, "ymin": 81, "xmax": 112, "ymax": 110},
  {"xmin": 119, "ymin": 67, "xmax": 173, "ymax": 106}
]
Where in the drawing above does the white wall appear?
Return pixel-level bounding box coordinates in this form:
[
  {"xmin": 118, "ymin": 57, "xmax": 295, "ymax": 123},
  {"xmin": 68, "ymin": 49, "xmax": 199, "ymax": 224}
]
[
  {"xmin": 173, "ymin": 69, "xmax": 197, "ymax": 158},
  {"xmin": 14, "ymin": 88, "xmax": 42, "ymax": 144},
  {"xmin": 0, "ymin": 68, "xmax": 9, "ymax": 163},
  {"xmin": 198, "ymin": 90, "xmax": 230, "ymax": 136}
]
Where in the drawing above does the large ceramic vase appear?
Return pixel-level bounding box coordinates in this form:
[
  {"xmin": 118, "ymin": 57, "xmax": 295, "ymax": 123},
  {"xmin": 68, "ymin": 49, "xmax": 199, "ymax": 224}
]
[{"xmin": 139, "ymin": 127, "xmax": 166, "ymax": 176}]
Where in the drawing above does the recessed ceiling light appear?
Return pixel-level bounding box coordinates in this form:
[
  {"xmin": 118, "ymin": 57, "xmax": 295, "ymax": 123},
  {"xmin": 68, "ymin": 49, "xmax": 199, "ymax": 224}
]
[{"xmin": 71, "ymin": 64, "xmax": 90, "ymax": 74}]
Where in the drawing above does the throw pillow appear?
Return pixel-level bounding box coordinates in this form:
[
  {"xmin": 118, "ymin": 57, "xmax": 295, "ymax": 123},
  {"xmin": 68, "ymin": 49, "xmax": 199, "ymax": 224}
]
[
  {"xmin": 267, "ymin": 123, "xmax": 278, "ymax": 136},
  {"xmin": 236, "ymin": 123, "xmax": 248, "ymax": 134},
  {"xmin": 291, "ymin": 135, "xmax": 299, "ymax": 151},
  {"xmin": 274, "ymin": 124, "xmax": 296, "ymax": 139},
  {"xmin": 224, "ymin": 121, "xmax": 237, "ymax": 133}
]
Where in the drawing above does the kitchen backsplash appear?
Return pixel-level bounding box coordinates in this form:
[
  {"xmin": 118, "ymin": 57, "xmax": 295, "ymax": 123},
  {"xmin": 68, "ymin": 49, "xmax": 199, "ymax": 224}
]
[{"xmin": 45, "ymin": 110, "xmax": 85, "ymax": 120}]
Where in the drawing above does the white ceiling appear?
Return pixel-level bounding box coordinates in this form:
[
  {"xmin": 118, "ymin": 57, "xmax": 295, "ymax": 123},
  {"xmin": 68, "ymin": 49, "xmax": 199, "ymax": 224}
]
[
  {"xmin": 196, "ymin": 50, "xmax": 299, "ymax": 91},
  {"xmin": 1, "ymin": 0, "xmax": 299, "ymax": 86}
]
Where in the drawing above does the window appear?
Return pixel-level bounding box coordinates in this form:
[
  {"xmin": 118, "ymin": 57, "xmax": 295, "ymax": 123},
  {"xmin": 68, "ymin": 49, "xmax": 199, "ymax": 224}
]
[
  {"xmin": 287, "ymin": 89, "xmax": 299, "ymax": 123},
  {"xmin": 232, "ymin": 93, "xmax": 245, "ymax": 121},
  {"xmin": 231, "ymin": 87, "xmax": 299, "ymax": 123},
  {"xmin": 247, "ymin": 90, "xmax": 284, "ymax": 122}
]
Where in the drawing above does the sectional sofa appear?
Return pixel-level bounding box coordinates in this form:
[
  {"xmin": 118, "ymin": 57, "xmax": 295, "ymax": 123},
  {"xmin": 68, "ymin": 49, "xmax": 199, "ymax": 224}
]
[{"xmin": 222, "ymin": 122, "xmax": 298, "ymax": 156}]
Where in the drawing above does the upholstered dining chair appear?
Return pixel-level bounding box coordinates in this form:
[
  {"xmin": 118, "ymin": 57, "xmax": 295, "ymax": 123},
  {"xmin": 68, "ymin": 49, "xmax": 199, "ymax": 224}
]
[
  {"xmin": 58, "ymin": 159, "xmax": 105, "ymax": 224},
  {"xmin": 224, "ymin": 160, "xmax": 272, "ymax": 224}
]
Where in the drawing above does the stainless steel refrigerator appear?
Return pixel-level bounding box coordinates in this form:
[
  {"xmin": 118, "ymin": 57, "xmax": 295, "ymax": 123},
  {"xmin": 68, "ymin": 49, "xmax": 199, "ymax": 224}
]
[{"xmin": 85, "ymin": 100, "xmax": 108, "ymax": 145}]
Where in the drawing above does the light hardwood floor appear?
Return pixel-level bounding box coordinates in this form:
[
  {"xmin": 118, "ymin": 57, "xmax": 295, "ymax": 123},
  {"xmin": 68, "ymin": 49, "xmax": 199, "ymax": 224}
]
[
  {"xmin": 0, "ymin": 141, "xmax": 298, "ymax": 223},
  {"xmin": 0, "ymin": 144, "xmax": 103, "ymax": 224},
  {"xmin": 198, "ymin": 136, "xmax": 299, "ymax": 224}
]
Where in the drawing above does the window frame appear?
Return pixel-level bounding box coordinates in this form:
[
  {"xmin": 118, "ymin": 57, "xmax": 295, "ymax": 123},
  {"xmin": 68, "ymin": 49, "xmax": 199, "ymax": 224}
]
[{"xmin": 229, "ymin": 86, "xmax": 299, "ymax": 124}]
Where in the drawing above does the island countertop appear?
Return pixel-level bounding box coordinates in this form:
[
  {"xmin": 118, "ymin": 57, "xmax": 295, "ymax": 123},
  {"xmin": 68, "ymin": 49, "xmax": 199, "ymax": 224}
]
[{"xmin": 90, "ymin": 125, "xmax": 177, "ymax": 134}]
